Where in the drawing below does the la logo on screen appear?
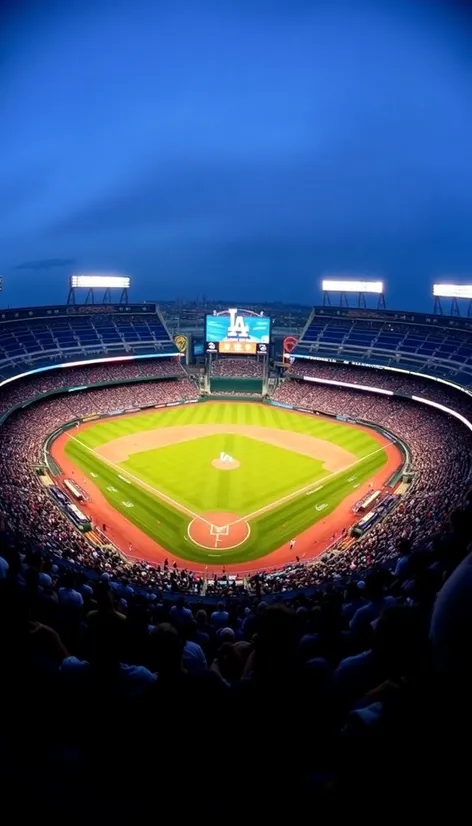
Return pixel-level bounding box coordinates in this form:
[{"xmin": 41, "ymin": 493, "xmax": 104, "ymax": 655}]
[{"xmin": 227, "ymin": 308, "xmax": 249, "ymax": 339}]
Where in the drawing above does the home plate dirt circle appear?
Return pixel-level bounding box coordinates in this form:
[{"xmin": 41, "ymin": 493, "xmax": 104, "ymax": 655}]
[
  {"xmin": 187, "ymin": 511, "xmax": 250, "ymax": 550},
  {"xmin": 211, "ymin": 459, "xmax": 241, "ymax": 470}
]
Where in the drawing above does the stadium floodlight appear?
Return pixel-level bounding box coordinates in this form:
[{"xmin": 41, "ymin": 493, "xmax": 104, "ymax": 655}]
[
  {"xmin": 70, "ymin": 274, "xmax": 131, "ymax": 289},
  {"xmin": 433, "ymin": 283, "xmax": 472, "ymax": 299},
  {"xmin": 322, "ymin": 279, "xmax": 383, "ymax": 294}
]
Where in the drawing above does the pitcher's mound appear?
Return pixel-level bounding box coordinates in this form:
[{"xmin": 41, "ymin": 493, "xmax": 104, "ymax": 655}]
[{"xmin": 212, "ymin": 459, "xmax": 240, "ymax": 470}]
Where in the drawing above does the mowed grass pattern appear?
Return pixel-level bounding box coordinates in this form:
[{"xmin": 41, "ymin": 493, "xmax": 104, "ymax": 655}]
[
  {"xmin": 122, "ymin": 434, "xmax": 329, "ymax": 514},
  {"xmin": 64, "ymin": 402, "xmax": 390, "ymax": 565}
]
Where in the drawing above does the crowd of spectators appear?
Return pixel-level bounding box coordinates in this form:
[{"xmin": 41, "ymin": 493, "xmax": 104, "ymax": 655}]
[
  {"xmin": 264, "ymin": 378, "xmax": 472, "ymax": 591},
  {"xmin": 288, "ymin": 359, "xmax": 472, "ymax": 413},
  {"xmin": 1, "ymin": 362, "xmax": 472, "ymax": 810},
  {"xmin": 0, "ymin": 357, "xmax": 186, "ymax": 417},
  {"xmin": 2, "ymin": 499, "xmax": 472, "ymax": 812},
  {"xmin": 210, "ymin": 356, "xmax": 264, "ymax": 377},
  {"xmin": 53, "ymin": 376, "xmax": 196, "ymax": 419}
]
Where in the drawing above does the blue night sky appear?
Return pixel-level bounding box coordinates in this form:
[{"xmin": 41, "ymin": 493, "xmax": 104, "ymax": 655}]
[{"xmin": 1, "ymin": 0, "xmax": 472, "ymax": 309}]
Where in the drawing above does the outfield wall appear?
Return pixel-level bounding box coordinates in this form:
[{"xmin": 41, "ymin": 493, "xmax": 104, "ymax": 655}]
[
  {"xmin": 200, "ymin": 393, "xmax": 265, "ymax": 403},
  {"xmin": 209, "ymin": 377, "xmax": 263, "ymax": 394},
  {"xmin": 44, "ymin": 420, "xmax": 82, "ymax": 474}
]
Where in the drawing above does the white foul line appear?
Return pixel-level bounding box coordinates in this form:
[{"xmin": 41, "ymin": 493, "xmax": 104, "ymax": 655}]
[
  {"xmin": 227, "ymin": 440, "xmax": 399, "ymax": 527},
  {"xmin": 69, "ymin": 436, "xmax": 213, "ymax": 527},
  {"xmin": 69, "ymin": 434, "xmax": 399, "ymax": 538}
]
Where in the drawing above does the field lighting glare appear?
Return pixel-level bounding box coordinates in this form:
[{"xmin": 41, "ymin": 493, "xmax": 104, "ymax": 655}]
[
  {"xmin": 433, "ymin": 284, "xmax": 472, "ymax": 299},
  {"xmin": 70, "ymin": 275, "xmax": 131, "ymax": 289},
  {"xmin": 322, "ymin": 279, "xmax": 384, "ymax": 294}
]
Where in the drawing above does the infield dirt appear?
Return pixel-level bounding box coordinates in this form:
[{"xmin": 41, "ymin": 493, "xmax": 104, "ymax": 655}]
[{"xmin": 96, "ymin": 424, "xmax": 357, "ymax": 472}]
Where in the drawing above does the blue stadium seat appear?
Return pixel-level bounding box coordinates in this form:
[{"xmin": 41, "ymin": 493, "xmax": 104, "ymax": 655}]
[
  {"xmin": 0, "ymin": 303, "xmax": 179, "ymax": 378},
  {"xmin": 294, "ymin": 306, "xmax": 472, "ymax": 387}
]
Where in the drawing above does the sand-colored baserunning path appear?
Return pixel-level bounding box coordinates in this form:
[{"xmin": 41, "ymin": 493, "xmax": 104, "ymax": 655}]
[{"xmin": 96, "ymin": 424, "xmax": 356, "ymax": 473}]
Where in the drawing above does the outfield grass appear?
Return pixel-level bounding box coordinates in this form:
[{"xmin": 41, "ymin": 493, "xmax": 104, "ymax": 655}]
[{"xmin": 63, "ymin": 402, "xmax": 389, "ymax": 565}]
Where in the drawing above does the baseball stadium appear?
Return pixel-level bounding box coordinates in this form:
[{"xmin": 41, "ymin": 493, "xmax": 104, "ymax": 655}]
[
  {"xmin": 1, "ymin": 278, "xmax": 472, "ymax": 598},
  {"xmin": 2, "ymin": 275, "xmax": 472, "ymax": 807},
  {"xmin": 6, "ymin": 4, "xmax": 472, "ymax": 811}
]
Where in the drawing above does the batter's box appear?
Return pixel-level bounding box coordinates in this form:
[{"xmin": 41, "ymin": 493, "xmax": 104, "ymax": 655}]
[
  {"xmin": 210, "ymin": 524, "xmax": 229, "ymax": 536},
  {"xmin": 188, "ymin": 512, "xmax": 250, "ymax": 550}
]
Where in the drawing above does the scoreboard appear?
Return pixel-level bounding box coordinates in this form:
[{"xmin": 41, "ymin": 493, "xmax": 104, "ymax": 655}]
[{"xmin": 205, "ymin": 308, "xmax": 271, "ymax": 355}]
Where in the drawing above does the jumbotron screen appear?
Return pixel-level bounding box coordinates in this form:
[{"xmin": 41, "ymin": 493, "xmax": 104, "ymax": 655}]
[{"xmin": 205, "ymin": 309, "xmax": 271, "ymax": 355}]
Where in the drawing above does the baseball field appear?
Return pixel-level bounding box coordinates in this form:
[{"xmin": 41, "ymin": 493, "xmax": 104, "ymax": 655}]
[{"xmin": 54, "ymin": 401, "xmax": 402, "ymax": 568}]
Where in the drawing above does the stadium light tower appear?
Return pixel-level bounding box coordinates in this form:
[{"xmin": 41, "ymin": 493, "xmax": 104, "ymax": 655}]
[
  {"xmin": 321, "ymin": 277, "xmax": 386, "ymax": 310},
  {"xmin": 67, "ymin": 274, "xmax": 130, "ymax": 305},
  {"xmin": 433, "ymin": 283, "xmax": 472, "ymax": 317}
]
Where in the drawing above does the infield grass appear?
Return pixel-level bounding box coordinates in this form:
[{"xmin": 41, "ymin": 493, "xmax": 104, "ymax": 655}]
[
  {"xmin": 121, "ymin": 434, "xmax": 330, "ymax": 514},
  {"xmin": 63, "ymin": 401, "xmax": 391, "ymax": 565}
]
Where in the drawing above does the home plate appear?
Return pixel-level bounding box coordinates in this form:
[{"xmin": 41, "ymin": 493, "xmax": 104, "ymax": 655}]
[{"xmin": 187, "ymin": 511, "xmax": 250, "ymax": 550}]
